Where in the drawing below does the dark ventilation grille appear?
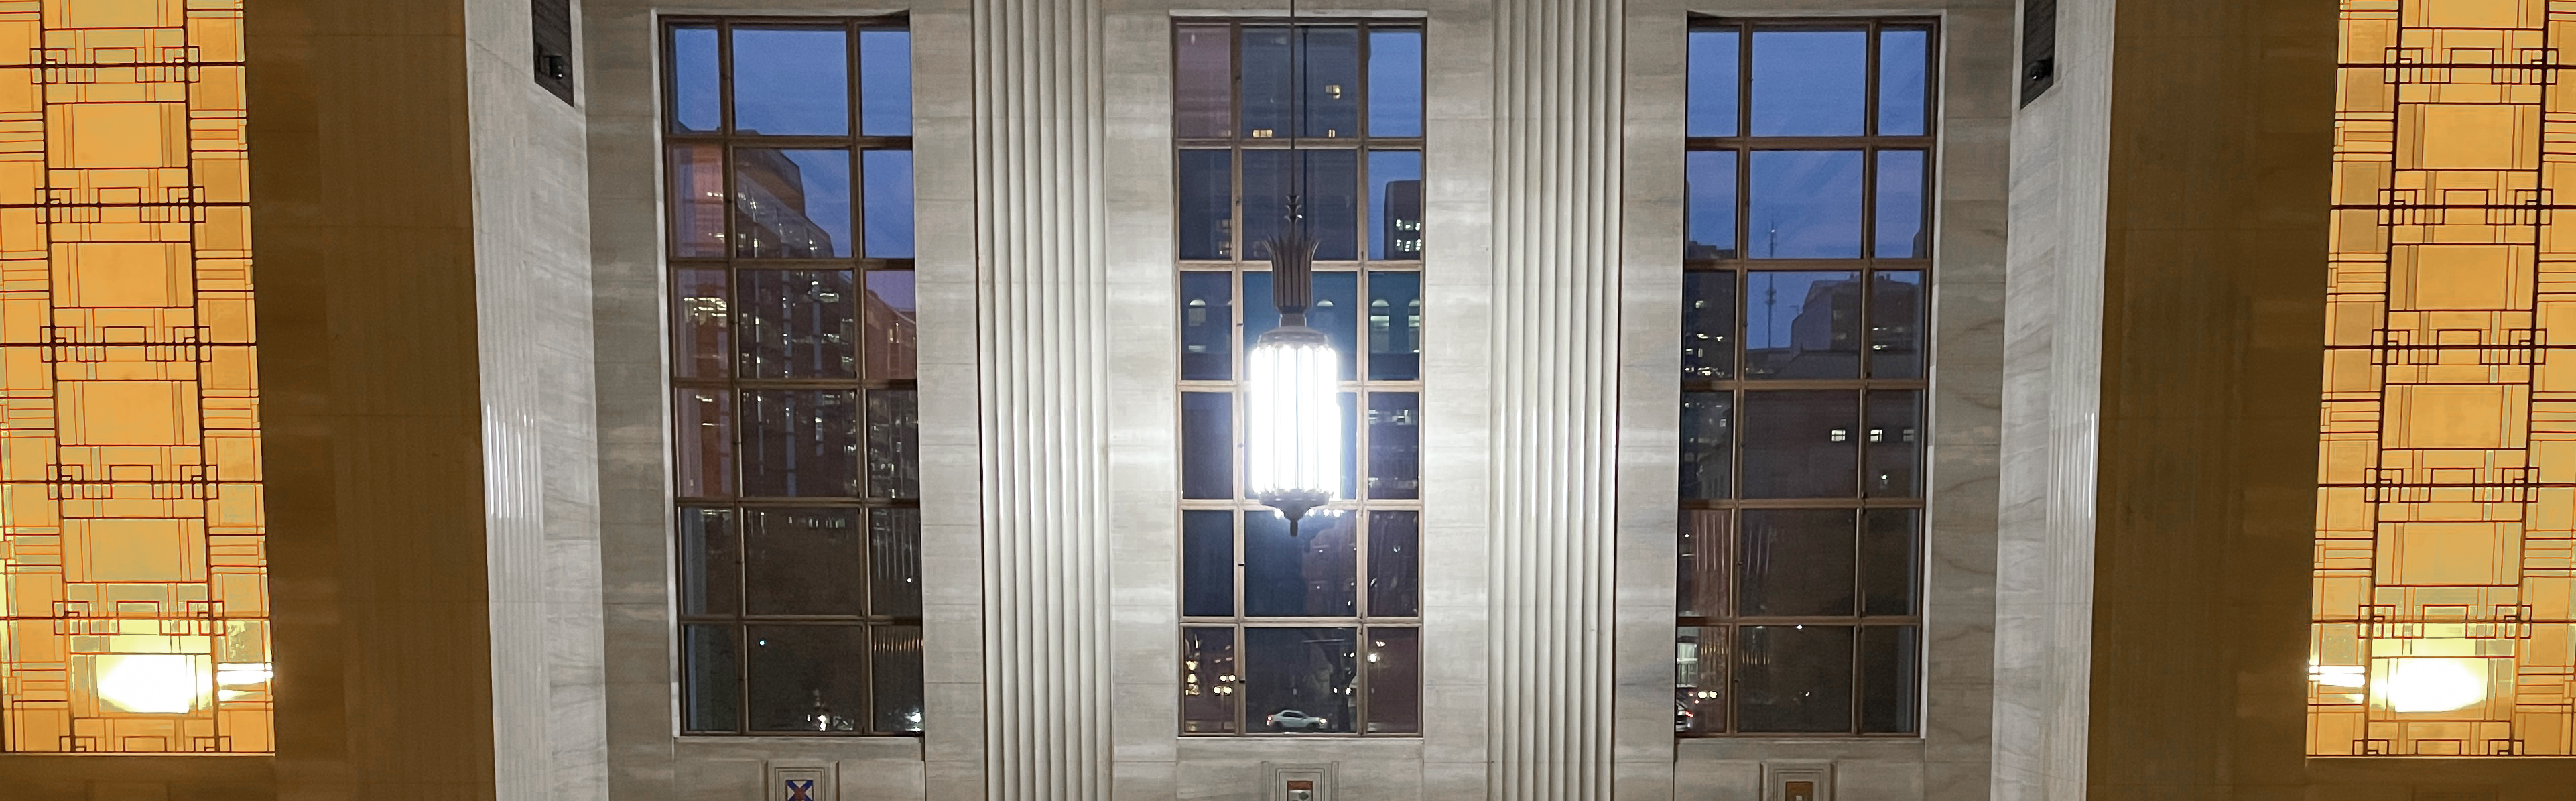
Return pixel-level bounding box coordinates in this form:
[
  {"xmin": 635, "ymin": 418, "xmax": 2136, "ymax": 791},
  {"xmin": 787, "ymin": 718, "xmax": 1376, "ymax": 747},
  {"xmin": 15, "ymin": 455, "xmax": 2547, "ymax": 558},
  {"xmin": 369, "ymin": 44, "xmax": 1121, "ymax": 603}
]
[
  {"xmin": 2020, "ymin": 0, "xmax": 2055, "ymax": 105},
  {"xmin": 533, "ymin": 0, "xmax": 574, "ymax": 103}
]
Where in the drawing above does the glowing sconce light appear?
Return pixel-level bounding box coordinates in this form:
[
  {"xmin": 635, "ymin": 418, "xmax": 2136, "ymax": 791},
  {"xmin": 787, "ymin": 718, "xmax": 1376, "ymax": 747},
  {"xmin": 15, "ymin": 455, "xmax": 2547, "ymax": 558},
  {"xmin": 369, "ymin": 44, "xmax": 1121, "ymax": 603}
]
[
  {"xmin": 96, "ymin": 654, "xmax": 204, "ymax": 714},
  {"xmin": 1244, "ymin": 227, "xmax": 1340, "ymax": 530},
  {"xmin": 2377, "ymin": 657, "xmax": 2487, "ymax": 713}
]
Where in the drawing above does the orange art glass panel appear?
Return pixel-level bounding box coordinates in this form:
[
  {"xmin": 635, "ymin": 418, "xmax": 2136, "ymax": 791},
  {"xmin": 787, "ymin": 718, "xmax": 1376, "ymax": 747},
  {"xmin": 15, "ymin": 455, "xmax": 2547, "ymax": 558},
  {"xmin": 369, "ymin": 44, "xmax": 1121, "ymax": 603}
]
[
  {"xmin": 2315, "ymin": 0, "xmax": 2576, "ymax": 756},
  {"xmin": 0, "ymin": 0, "xmax": 269, "ymax": 753}
]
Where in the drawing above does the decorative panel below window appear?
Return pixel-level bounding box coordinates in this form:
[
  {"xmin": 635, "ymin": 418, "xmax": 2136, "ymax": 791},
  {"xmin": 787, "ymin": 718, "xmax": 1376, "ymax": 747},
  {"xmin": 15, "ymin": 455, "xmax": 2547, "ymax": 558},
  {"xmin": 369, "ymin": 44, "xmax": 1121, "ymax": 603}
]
[
  {"xmin": 2311, "ymin": 0, "xmax": 2576, "ymax": 757},
  {"xmin": 0, "ymin": 0, "xmax": 272, "ymax": 753}
]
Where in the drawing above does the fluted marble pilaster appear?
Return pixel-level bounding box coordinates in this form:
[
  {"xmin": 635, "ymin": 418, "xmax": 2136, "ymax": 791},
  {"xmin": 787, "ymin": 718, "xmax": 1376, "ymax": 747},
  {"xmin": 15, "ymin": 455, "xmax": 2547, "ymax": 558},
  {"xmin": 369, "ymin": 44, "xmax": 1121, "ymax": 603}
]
[
  {"xmin": 974, "ymin": 1, "xmax": 1112, "ymax": 799},
  {"xmin": 1488, "ymin": 1, "xmax": 1622, "ymax": 798}
]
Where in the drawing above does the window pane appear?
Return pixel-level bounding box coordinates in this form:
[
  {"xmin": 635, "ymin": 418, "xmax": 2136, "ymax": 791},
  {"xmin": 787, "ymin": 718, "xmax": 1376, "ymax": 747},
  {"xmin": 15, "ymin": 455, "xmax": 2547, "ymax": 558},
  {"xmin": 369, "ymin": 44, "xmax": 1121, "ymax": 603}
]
[
  {"xmin": 1868, "ymin": 271, "xmax": 1924, "ymax": 379},
  {"xmin": 682, "ymin": 624, "xmax": 741, "ymax": 733},
  {"xmin": 1367, "ymin": 511, "xmax": 1419, "ymax": 617},
  {"xmin": 679, "ymin": 507, "xmax": 740, "ymax": 616},
  {"xmin": 1737, "ymin": 509, "xmax": 1856, "ymax": 617},
  {"xmin": 1734, "ymin": 625, "xmax": 1854, "ymax": 733},
  {"xmin": 1860, "ymin": 625, "xmax": 1919, "ymax": 733},
  {"xmin": 870, "ymin": 507, "xmax": 921, "ymax": 617},
  {"xmin": 743, "ymin": 508, "xmax": 864, "ymax": 615},
  {"xmin": 1366, "ymin": 392, "xmax": 1419, "ymax": 500},
  {"xmin": 1685, "ymin": 151, "xmax": 1737, "ymax": 259},
  {"xmin": 1860, "ymin": 509, "xmax": 1921, "ymax": 617},
  {"xmin": 732, "ymin": 27, "xmax": 849, "ymax": 136},
  {"xmin": 1875, "ymin": 150, "xmax": 1926, "ymax": 258},
  {"xmin": 737, "ymin": 269, "xmax": 855, "ymax": 379},
  {"xmin": 1677, "ymin": 510, "xmax": 1729, "ymax": 618},
  {"xmin": 1878, "ymin": 28, "xmax": 1930, "ymax": 137},
  {"xmin": 1365, "ymin": 627, "xmax": 1420, "ymax": 733},
  {"xmin": 1865, "ymin": 389, "xmax": 1921, "ymax": 497},
  {"xmin": 675, "ymin": 268, "xmax": 731, "ymax": 379},
  {"xmin": 669, "ymin": 145, "xmax": 728, "ymax": 257},
  {"xmin": 740, "ymin": 389, "xmax": 858, "ymax": 497},
  {"xmin": 1179, "ymin": 149, "xmax": 1234, "ymax": 261},
  {"xmin": 866, "ymin": 389, "xmax": 919, "ymax": 499},
  {"xmin": 1366, "ymin": 271, "xmax": 1421, "ymax": 380},
  {"xmin": 1297, "ymin": 27, "xmax": 1361, "ymax": 137},
  {"xmin": 746, "ymin": 625, "xmax": 868, "ymax": 732},
  {"xmin": 1245, "ymin": 511, "xmax": 1358, "ymax": 617},
  {"xmin": 862, "ymin": 149, "xmax": 914, "ymax": 258},
  {"xmin": 1679, "ymin": 392, "xmax": 1734, "ymax": 500},
  {"xmin": 675, "ymin": 388, "xmax": 734, "ymax": 497},
  {"xmin": 862, "ymin": 271, "xmax": 916, "ymax": 380},
  {"xmin": 1182, "ymin": 271, "xmax": 1235, "ymax": 379},
  {"xmin": 1244, "ymin": 149, "xmax": 1360, "ymax": 261},
  {"xmin": 1743, "ymin": 271, "xmax": 1862, "ymax": 379},
  {"xmin": 1184, "ymin": 510, "xmax": 1236, "ymax": 617},
  {"xmin": 1682, "ymin": 271, "xmax": 1735, "ymax": 379},
  {"xmin": 734, "ymin": 148, "xmax": 853, "ymax": 259},
  {"xmin": 859, "ymin": 29, "xmax": 912, "ymax": 136},
  {"xmin": 873, "ymin": 625, "xmax": 925, "ymax": 733},
  {"xmin": 1368, "ymin": 150, "xmax": 1424, "ymax": 261},
  {"xmin": 1749, "ymin": 29, "xmax": 1866, "ymax": 136},
  {"xmin": 670, "ymin": 25, "xmax": 720, "ymax": 133},
  {"xmin": 1244, "ymin": 271, "xmax": 1361, "ymax": 379},
  {"xmin": 1181, "ymin": 392, "xmax": 1234, "ymax": 500},
  {"xmin": 1367, "ymin": 29, "xmax": 1424, "ymax": 137},
  {"xmin": 1181, "ymin": 627, "xmax": 1239, "ymax": 733},
  {"xmin": 1241, "ymin": 26, "xmax": 1292, "ymax": 137},
  {"xmin": 1246, "ymin": 627, "xmax": 1358, "ymax": 733},
  {"xmin": 1739, "ymin": 390, "xmax": 1858, "ymax": 498},
  {"xmin": 1687, "ymin": 29, "xmax": 1740, "ymax": 137},
  {"xmin": 1176, "ymin": 24, "xmax": 1232, "ymax": 138},
  {"xmin": 1747, "ymin": 150, "xmax": 1863, "ymax": 259},
  {"xmin": 1676, "ymin": 627, "xmax": 1725, "ymax": 735}
]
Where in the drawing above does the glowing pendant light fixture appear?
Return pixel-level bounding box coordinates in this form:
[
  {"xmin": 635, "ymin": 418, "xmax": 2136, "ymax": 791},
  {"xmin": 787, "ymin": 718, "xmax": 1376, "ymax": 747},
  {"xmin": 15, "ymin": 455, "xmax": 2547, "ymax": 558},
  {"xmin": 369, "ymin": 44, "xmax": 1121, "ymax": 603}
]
[{"xmin": 1243, "ymin": 2, "xmax": 1341, "ymax": 533}]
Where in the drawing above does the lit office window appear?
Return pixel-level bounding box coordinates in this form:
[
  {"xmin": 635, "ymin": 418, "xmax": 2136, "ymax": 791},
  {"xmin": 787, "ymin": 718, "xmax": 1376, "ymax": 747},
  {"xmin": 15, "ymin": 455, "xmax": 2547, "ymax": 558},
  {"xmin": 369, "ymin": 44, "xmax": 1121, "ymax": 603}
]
[
  {"xmin": 662, "ymin": 17, "xmax": 922, "ymax": 736},
  {"xmin": 2311, "ymin": 1, "xmax": 2576, "ymax": 756},
  {"xmin": 0, "ymin": 0, "xmax": 273, "ymax": 754},
  {"xmin": 1175, "ymin": 21, "xmax": 1423, "ymax": 736},
  {"xmin": 1677, "ymin": 18, "xmax": 1932, "ymax": 737}
]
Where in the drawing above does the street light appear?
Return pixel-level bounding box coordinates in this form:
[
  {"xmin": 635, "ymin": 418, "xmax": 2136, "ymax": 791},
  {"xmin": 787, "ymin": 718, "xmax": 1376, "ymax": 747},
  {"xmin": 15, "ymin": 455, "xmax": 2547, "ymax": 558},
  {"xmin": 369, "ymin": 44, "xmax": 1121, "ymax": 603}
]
[{"xmin": 1245, "ymin": 226, "xmax": 1338, "ymax": 531}]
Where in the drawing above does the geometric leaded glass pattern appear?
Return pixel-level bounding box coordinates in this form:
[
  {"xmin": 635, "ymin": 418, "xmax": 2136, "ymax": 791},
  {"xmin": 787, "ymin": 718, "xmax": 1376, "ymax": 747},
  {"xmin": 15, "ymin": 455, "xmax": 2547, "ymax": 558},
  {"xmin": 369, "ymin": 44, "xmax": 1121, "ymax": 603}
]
[
  {"xmin": 0, "ymin": 0, "xmax": 271, "ymax": 753},
  {"xmin": 2312, "ymin": 0, "xmax": 2576, "ymax": 757}
]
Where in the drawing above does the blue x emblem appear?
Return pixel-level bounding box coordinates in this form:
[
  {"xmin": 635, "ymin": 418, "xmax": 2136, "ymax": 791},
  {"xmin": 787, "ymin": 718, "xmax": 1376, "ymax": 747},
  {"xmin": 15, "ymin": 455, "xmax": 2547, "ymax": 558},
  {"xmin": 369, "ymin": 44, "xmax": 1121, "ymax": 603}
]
[{"xmin": 784, "ymin": 779, "xmax": 815, "ymax": 801}]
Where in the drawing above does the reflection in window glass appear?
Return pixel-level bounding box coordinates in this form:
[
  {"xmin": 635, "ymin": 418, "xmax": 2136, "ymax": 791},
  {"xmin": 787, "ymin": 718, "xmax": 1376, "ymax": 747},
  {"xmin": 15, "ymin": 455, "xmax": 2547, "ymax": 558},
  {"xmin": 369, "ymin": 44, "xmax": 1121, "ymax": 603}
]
[
  {"xmin": 1366, "ymin": 628, "xmax": 1421, "ymax": 733},
  {"xmin": 862, "ymin": 149, "xmax": 914, "ymax": 257},
  {"xmin": 732, "ymin": 27, "xmax": 850, "ymax": 136},
  {"xmin": 1181, "ymin": 271, "xmax": 1235, "ymax": 379},
  {"xmin": 1177, "ymin": 25, "xmax": 1233, "ymax": 137},
  {"xmin": 1367, "ymin": 511, "xmax": 1419, "ymax": 617},
  {"xmin": 1240, "ymin": 27, "xmax": 1293, "ymax": 137},
  {"xmin": 1245, "ymin": 510, "xmax": 1358, "ymax": 617},
  {"xmin": 1735, "ymin": 625, "xmax": 1854, "ymax": 732},
  {"xmin": 1683, "ymin": 271, "xmax": 1736, "ymax": 379},
  {"xmin": 1679, "ymin": 393, "xmax": 1734, "ymax": 500},
  {"xmin": 1185, "ymin": 511, "xmax": 1236, "ymax": 617},
  {"xmin": 672, "ymin": 25, "xmax": 722, "ymax": 133},
  {"xmin": 1876, "ymin": 150, "xmax": 1926, "ymax": 258},
  {"xmin": 1686, "ymin": 151, "xmax": 1737, "ymax": 259},
  {"xmin": 1688, "ymin": 29, "xmax": 1738, "ymax": 137},
  {"xmin": 1245, "ymin": 627, "xmax": 1358, "ymax": 733},
  {"xmin": 667, "ymin": 16, "xmax": 918, "ymax": 739},
  {"xmin": 1369, "ymin": 150, "xmax": 1424, "ymax": 261},
  {"xmin": 1736, "ymin": 509, "xmax": 1856, "ymax": 617},
  {"xmin": 1860, "ymin": 626, "xmax": 1919, "ymax": 733},
  {"xmin": 1739, "ymin": 391, "xmax": 1858, "ymax": 499},
  {"xmin": 1368, "ymin": 29, "xmax": 1424, "ymax": 137},
  {"xmin": 747, "ymin": 625, "xmax": 869, "ymax": 731},
  {"xmin": 1244, "ymin": 149, "xmax": 1359, "ymax": 261},
  {"xmin": 859, "ymin": 30, "xmax": 912, "ymax": 136},
  {"xmin": 1743, "ymin": 271, "xmax": 1862, "ymax": 379},
  {"xmin": 1748, "ymin": 150, "xmax": 1864, "ymax": 259},
  {"xmin": 1367, "ymin": 271, "xmax": 1421, "ymax": 380},
  {"xmin": 1180, "ymin": 150, "xmax": 1235, "ymax": 261},
  {"xmin": 1295, "ymin": 27, "xmax": 1361, "ymax": 137},
  {"xmin": 1182, "ymin": 628, "xmax": 1239, "ymax": 733},
  {"xmin": 1182, "ymin": 392, "xmax": 1234, "ymax": 500},
  {"xmin": 1750, "ymin": 29, "xmax": 1867, "ymax": 137},
  {"xmin": 1676, "ymin": 628, "xmax": 1726, "ymax": 735},
  {"xmin": 1860, "ymin": 509, "xmax": 1920, "ymax": 616},
  {"xmin": 1677, "ymin": 511, "xmax": 1730, "ymax": 618},
  {"xmin": 1870, "ymin": 271, "xmax": 1924, "ymax": 379},
  {"xmin": 1865, "ymin": 390, "xmax": 1921, "ymax": 497},
  {"xmin": 1878, "ymin": 28, "xmax": 1930, "ymax": 137},
  {"xmin": 743, "ymin": 508, "xmax": 865, "ymax": 615},
  {"xmin": 734, "ymin": 149, "xmax": 853, "ymax": 259},
  {"xmin": 1367, "ymin": 393, "xmax": 1419, "ymax": 500}
]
